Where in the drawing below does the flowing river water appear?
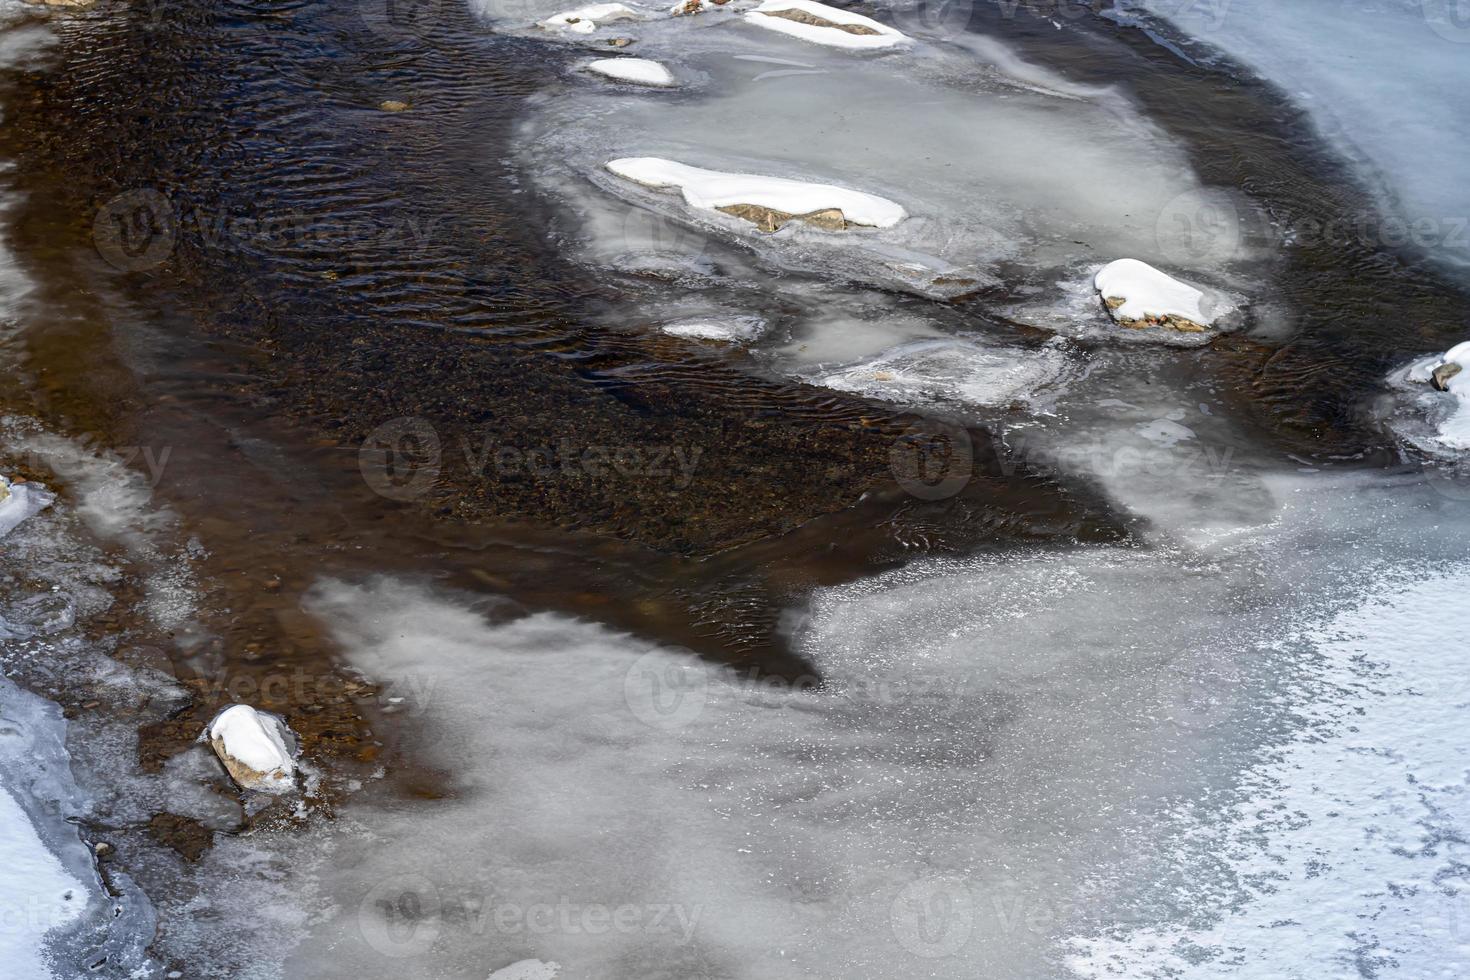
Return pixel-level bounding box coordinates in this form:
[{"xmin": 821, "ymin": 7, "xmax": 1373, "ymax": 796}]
[{"xmin": 1, "ymin": 0, "xmax": 1469, "ymax": 977}]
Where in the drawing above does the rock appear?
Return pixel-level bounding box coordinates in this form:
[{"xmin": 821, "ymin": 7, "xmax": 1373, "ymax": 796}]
[
  {"xmin": 205, "ymin": 704, "xmax": 298, "ymax": 793},
  {"xmin": 1432, "ymin": 360, "xmax": 1464, "ymax": 392},
  {"xmin": 23, "ymin": 0, "xmax": 97, "ymax": 8},
  {"xmin": 759, "ymin": 5, "xmax": 879, "ymax": 34},
  {"xmin": 1094, "ymin": 258, "xmax": 1216, "ymax": 333},
  {"xmin": 607, "ymin": 37, "xmax": 634, "ymax": 46},
  {"xmin": 716, "ymin": 203, "xmax": 848, "ymax": 232},
  {"xmin": 379, "ymin": 100, "xmax": 410, "ymax": 112},
  {"xmin": 671, "ymin": 0, "xmax": 702, "ymax": 14},
  {"xmin": 0, "ymin": 474, "xmax": 10, "ymax": 507}
]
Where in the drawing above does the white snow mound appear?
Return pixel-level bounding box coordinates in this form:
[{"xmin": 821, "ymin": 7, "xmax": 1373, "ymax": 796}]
[
  {"xmin": 606, "ymin": 157, "xmax": 907, "ymax": 229},
  {"xmin": 206, "ymin": 704, "xmax": 298, "ymax": 793},
  {"xmin": 586, "ymin": 57, "xmax": 676, "ymax": 87},
  {"xmin": 540, "ymin": 3, "xmax": 640, "ymax": 33},
  {"xmin": 745, "ymin": 0, "xmax": 909, "ymax": 50},
  {"xmin": 1094, "ymin": 258, "xmax": 1214, "ymax": 329}
]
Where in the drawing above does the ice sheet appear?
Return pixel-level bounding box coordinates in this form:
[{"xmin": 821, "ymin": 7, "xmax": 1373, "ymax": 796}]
[{"xmin": 1115, "ymin": 0, "xmax": 1470, "ymax": 275}]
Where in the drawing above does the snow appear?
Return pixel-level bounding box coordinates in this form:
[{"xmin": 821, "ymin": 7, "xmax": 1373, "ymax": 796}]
[
  {"xmin": 585, "ymin": 57, "xmax": 676, "ymax": 87},
  {"xmin": 539, "ymin": 2, "xmax": 640, "ymax": 33},
  {"xmin": 745, "ymin": 0, "xmax": 910, "ymax": 50},
  {"xmin": 1094, "ymin": 258, "xmax": 1215, "ymax": 328},
  {"xmin": 0, "ymin": 784, "xmax": 84, "ymax": 978},
  {"xmin": 660, "ymin": 315, "xmax": 765, "ymax": 341},
  {"xmin": 605, "ymin": 157, "xmax": 908, "ymax": 229},
  {"xmin": 205, "ymin": 705, "xmax": 297, "ymax": 793},
  {"xmin": 1115, "ymin": 0, "xmax": 1470, "ymax": 276},
  {"xmin": 1068, "ymin": 566, "xmax": 1470, "ymax": 978}
]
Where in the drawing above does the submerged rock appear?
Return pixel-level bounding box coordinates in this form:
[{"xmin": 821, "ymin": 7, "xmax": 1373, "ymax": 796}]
[
  {"xmin": 378, "ymin": 100, "xmax": 410, "ymax": 112},
  {"xmin": 745, "ymin": 0, "xmax": 909, "ymax": 50},
  {"xmin": 606, "ymin": 157, "xmax": 907, "ymax": 230},
  {"xmin": 205, "ymin": 704, "xmax": 298, "ymax": 793},
  {"xmin": 1094, "ymin": 258, "xmax": 1218, "ymax": 334}
]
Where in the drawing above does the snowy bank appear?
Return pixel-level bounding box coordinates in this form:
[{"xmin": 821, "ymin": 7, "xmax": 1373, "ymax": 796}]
[
  {"xmin": 1094, "ymin": 258, "xmax": 1219, "ymax": 333},
  {"xmin": 540, "ymin": 2, "xmax": 640, "ymax": 33},
  {"xmin": 745, "ymin": 0, "xmax": 909, "ymax": 51},
  {"xmin": 606, "ymin": 157, "xmax": 907, "ymax": 230},
  {"xmin": 585, "ymin": 57, "xmax": 676, "ymax": 87},
  {"xmin": 205, "ymin": 705, "xmax": 298, "ymax": 793}
]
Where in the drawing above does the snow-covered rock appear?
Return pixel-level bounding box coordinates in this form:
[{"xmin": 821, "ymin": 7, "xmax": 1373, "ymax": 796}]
[
  {"xmin": 1404, "ymin": 341, "xmax": 1470, "ymax": 450},
  {"xmin": 1094, "ymin": 258, "xmax": 1218, "ymax": 334},
  {"xmin": 540, "ymin": 2, "xmax": 640, "ymax": 33},
  {"xmin": 0, "ymin": 475, "xmax": 52, "ymax": 539},
  {"xmin": 205, "ymin": 704, "xmax": 298, "ymax": 793},
  {"xmin": 585, "ymin": 57, "xmax": 676, "ymax": 87},
  {"xmin": 745, "ymin": 0, "xmax": 909, "ymax": 50},
  {"xmin": 606, "ymin": 157, "xmax": 906, "ymax": 230}
]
